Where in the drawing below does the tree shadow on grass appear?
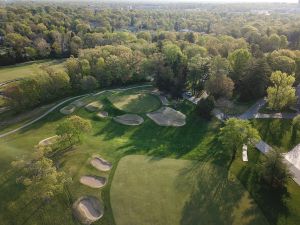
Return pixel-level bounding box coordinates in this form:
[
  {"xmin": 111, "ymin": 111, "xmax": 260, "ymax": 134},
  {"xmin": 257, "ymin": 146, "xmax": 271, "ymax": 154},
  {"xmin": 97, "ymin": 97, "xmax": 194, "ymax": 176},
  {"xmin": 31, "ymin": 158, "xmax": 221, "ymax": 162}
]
[
  {"xmin": 237, "ymin": 165, "xmax": 290, "ymax": 225},
  {"xmin": 96, "ymin": 105, "xmax": 222, "ymax": 159},
  {"xmin": 251, "ymin": 119, "xmax": 299, "ymax": 151},
  {"xmin": 177, "ymin": 162, "xmax": 270, "ymax": 225}
]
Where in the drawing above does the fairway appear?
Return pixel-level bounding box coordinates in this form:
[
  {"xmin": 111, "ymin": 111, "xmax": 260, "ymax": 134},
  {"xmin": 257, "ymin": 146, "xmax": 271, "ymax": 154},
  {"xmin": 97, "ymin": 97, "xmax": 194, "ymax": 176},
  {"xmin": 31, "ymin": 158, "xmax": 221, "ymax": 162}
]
[
  {"xmin": 110, "ymin": 155, "xmax": 269, "ymax": 225},
  {"xmin": 0, "ymin": 59, "xmax": 65, "ymax": 83},
  {"xmin": 108, "ymin": 91, "xmax": 161, "ymax": 113}
]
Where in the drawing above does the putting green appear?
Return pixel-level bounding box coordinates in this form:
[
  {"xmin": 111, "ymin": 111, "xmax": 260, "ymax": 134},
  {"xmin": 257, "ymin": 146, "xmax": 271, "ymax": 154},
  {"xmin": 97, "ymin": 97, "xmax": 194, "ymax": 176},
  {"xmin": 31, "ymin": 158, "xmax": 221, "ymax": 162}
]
[
  {"xmin": 110, "ymin": 155, "xmax": 269, "ymax": 225},
  {"xmin": 108, "ymin": 92, "xmax": 161, "ymax": 113}
]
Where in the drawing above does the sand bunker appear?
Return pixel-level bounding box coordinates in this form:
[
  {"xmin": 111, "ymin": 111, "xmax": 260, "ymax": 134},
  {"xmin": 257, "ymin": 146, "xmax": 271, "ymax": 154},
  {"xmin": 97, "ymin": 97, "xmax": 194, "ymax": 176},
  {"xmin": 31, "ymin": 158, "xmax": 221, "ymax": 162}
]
[
  {"xmin": 80, "ymin": 176, "xmax": 107, "ymax": 188},
  {"xmin": 73, "ymin": 196, "xmax": 104, "ymax": 225},
  {"xmin": 38, "ymin": 135, "xmax": 59, "ymax": 146},
  {"xmin": 113, "ymin": 114, "xmax": 144, "ymax": 126},
  {"xmin": 147, "ymin": 107, "xmax": 186, "ymax": 127},
  {"xmin": 91, "ymin": 157, "xmax": 112, "ymax": 171},
  {"xmin": 85, "ymin": 101, "xmax": 103, "ymax": 112},
  {"xmin": 96, "ymin": 111, "xmax": 109, "ymax": 118},
  {"xmin": 60, "ymin": 105, "xmax": 76, "ymax": 115}
]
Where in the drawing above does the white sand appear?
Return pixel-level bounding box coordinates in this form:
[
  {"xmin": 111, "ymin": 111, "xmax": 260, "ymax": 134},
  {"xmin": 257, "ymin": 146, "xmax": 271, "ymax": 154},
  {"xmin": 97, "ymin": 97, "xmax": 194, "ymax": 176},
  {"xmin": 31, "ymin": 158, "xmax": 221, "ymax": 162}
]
[
  {"xmin": 113, "ymin": 114, "xmax": 144, "ymax": 126},
  {"xmin": 73, "ymin": 196, "xmax": 103, "ymax": 224},
  {"xmin": 147, "ymin": 107, "xmax": 186, "ymax": 127},
  {"xmin": 80, "ymin": 176, "xmax": 107, "ymax": 188},
  {"xmin": 91, "ymin": 157, "xmax": 112, "ymax": 171}
]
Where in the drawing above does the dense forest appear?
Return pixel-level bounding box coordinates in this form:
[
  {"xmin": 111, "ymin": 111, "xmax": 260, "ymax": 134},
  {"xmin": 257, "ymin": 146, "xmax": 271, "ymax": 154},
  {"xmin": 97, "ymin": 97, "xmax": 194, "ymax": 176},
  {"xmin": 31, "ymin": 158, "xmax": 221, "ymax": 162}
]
[{"xmin": 1, "ymin": 2, "xmax": 300, "ymax": 113}]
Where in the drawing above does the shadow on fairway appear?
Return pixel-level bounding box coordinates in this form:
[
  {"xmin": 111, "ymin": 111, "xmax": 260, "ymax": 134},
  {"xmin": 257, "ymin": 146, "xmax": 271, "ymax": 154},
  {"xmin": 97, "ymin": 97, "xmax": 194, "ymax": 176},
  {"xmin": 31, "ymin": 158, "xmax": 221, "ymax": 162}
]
[{"xmin": 177, "ymin": 162, "xmax": 270, "ymax": 225}]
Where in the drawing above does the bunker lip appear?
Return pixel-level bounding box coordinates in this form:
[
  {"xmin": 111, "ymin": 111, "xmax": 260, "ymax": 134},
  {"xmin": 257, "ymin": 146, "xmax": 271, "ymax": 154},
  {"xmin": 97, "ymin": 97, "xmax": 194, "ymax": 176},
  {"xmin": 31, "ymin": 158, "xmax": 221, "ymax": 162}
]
[
  {"xmin": 113, "ymin": 114, "xmax": 144, "ymax": 126},
  {"xmin": 38, "ymin": 135, "xmax": 59, "ymax": 146},
  {"xmin": 60, "ymin": 105, "xmax": 76, "ymax": 115},
  {"xmin": 96, "ymin": 111, "xmax": 108, "ymax": 118},
  {"xmin": 85, "ymin": 101, "xmax": 103, "ymax": 112},
  {"xmin": 80, "ymin": 176, "xmax": 107, "ymax": 188},
  {"xmin": 91, "ymin": 157, "xmax": 112, "ymax": 171},
  {"xmin": 73, "ymin": 196, "xmax": 104, "ymax": 225},
  {"xmin": 147, "ymin": 107, "xmax": 186, "ymax": 127}
]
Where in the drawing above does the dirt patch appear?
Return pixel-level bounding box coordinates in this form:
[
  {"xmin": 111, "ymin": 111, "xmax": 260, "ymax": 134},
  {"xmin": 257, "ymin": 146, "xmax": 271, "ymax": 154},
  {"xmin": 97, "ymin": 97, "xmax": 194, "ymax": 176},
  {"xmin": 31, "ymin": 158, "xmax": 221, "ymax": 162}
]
[
  {"xmin": 147, "ymin": 107, "xmax": 186, "ymax": 127},
  {"xmin": 73, "ymin": 196, "xmax": 104, "ymax": 225},
  {"xmin": 38, "ymin": 135, "xmax": 59, "ymax": 146},
  {"xmin": 80, "ymin": 176, "xmax": 107, "ymax": 188},
  {"xmin": 96, "ymin": 111, "xmax": 108, "ymax": 118},
  {"xmin": 60, "ymin": 105, "xmax": 76, "ymax": 115},
  {"xmin": 113, "ymin": 114, "xmax": 144, "ymax": 126},
  {"xmin": 85, "ymin": 101, "xmax": 103, "ymax": 112},
  {"xmin": 91, "ymin": 157, "xmax": 112, "ymax": 171}
]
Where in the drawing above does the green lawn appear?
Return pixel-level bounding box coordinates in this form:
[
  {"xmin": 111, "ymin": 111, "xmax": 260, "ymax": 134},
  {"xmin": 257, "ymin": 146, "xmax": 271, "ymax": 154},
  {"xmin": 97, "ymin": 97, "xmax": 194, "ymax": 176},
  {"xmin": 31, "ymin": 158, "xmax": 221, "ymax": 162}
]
[
  {"xmin": 107, "ymin": 89, "xmax": 161, "ymax": 113},
  {"xmin": 111, "ymin": 155, "xmax": 268, "ymax": 225},
  {"xmin": 251, "ymin": 119, "xmax": 300, "ymax": 151},
  {"xmin": 0, "ymin": 87, "xmax": 300, "ymax": 225},
  {"xmin": 0, "ymin": 59, "xmax": 65, "ymax": 83}
]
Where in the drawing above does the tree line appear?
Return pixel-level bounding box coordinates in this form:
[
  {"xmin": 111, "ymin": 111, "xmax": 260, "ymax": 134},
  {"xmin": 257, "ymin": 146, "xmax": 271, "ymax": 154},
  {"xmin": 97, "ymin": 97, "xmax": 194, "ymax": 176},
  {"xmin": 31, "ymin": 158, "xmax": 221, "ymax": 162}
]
[{"xmin": 1, "ymin": 3, "xmax": 300, "ymax": 65}]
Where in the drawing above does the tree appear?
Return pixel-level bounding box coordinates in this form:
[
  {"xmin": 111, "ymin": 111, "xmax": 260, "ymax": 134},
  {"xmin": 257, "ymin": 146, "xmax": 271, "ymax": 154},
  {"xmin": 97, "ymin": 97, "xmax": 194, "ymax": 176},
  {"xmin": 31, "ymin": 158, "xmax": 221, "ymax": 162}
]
[
  {"xmin": 205, "ymin": 74, "xmax": 234, "ymax": 99},
  {"xmin": 267, "ymin": 71, "xmax": 296, "ymax": 110},
  {"xmin": 261, "ymin": 149, "xmax": 292, "ymax": 188},
  {"xmin": 219, "ymin": 118, "xmax": 260, "ymax": 163},
  {"xmin": 34, "ymin": 38, "xmax": 50, "ymax": 57},
  {"xmin": 228, "ymin": 48, "xmax": 252, "ymax": 82},
  {"xmin": 187, "ymin": 55, "xmax": 210, "ymax": 96},
  {"xmin": 11, "ymin": 145, "xmax": 71, "ymax": 204},
  {"xmin": 56, "ymin": 115, "xmax": 92, "ymax": 147},
  {"xmin": 80, "ymin": 76, "xmax": 99, "ymax": 92},
  {"xmin": 239, "ymin": 58, "xmax": 271, "ymax": 101},
  {"xmin": 70, "ymin": 36, "xmax": 83, "ymax": 57},
  {"xmin": 269, "ymin": 55, "xmax": 296, "ymax": 74},
  {"xmin": 196, "ymin": 96, "xmax": 215, "ymax": 120}
]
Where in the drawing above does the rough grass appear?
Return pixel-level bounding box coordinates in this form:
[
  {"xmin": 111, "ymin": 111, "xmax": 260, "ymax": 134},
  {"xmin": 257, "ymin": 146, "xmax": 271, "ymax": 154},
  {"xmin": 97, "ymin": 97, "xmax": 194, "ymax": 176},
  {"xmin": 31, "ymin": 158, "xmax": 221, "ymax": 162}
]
[
  {"xmin": 0, "ymin": 59, "xmax": 65, "ymax": 83},
  {"xmin": 111, "ymin": 155, "xmax": 269, "ymax": 225},
  {"xmin": 108, "ymin": 90, "xmax": 161, "ymax": 113}
]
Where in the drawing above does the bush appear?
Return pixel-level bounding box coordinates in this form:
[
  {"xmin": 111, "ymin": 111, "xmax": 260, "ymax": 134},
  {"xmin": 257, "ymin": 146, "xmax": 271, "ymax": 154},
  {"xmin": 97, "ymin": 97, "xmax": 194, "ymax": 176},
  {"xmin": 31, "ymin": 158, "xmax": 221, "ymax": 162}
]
[{"xmin": 196, "ymin": 96, "xmax": 215, "ymax": 119}]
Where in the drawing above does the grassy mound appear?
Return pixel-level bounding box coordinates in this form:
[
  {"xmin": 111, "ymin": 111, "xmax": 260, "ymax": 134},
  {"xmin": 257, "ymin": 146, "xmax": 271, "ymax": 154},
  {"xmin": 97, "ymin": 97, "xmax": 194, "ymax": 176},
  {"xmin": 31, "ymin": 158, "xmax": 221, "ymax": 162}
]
[
  {"xmin": 110, "ymin": 155, "xmax": 269, "ymax": 225},
  {"xmin": 108, "ymin": 92, "xmax": 161, "ymax": 113}
]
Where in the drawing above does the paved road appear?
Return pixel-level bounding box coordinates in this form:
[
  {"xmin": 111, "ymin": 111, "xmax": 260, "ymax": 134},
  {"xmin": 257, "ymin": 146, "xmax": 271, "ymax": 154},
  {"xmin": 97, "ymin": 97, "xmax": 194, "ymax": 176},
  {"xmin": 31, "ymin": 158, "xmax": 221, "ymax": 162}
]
[
  {"xmin": 238, "ymin": 98, "xmax": 266, "ymax": 120},
  {"xmin": 0, "ymin": 84, "xmax": 152, "ymax": 139}
]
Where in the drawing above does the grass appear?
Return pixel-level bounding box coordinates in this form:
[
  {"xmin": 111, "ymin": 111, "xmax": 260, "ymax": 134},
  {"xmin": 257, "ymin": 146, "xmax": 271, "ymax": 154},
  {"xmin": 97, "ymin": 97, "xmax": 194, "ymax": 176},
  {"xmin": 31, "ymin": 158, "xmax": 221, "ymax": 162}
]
[
  {"xmin": 0, "ymin": 87, "xmax": 299, "ymax": 225},
  {"xmin": 215, "ymin": 99, "xmax": 255, "ymax": 115},
  {"xmin": 258, "ymin": 105, "xmax": 297, "ymax": 114},
  {"xmin": 251, "ymin": 119, "xmax": 300, "ymax": 151},
  {"xmin": 108, "ymin": 89, "xmax": 161, "ymax": 113},
  {"xmin": 0, "ymin": 59, "xmax": 65, "ymax": 83},
  {"xmin": 111, "ymin": 155, "xmax": 268, "ymax": 225}
]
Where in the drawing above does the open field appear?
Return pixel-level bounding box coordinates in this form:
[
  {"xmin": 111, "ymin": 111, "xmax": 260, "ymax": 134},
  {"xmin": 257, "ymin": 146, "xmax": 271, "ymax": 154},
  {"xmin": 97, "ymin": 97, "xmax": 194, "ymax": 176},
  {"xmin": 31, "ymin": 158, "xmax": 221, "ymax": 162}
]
[
  {"xmin": 0, "ymin": 87, "xmax": 300, "ymax": 225},
  {"xmin": 111, "ymin": 155, "xmax": 268, "ymax": 225},
  {"xmin": 0, "ymin": 59, "xmax": 66, "ymax": 83}
]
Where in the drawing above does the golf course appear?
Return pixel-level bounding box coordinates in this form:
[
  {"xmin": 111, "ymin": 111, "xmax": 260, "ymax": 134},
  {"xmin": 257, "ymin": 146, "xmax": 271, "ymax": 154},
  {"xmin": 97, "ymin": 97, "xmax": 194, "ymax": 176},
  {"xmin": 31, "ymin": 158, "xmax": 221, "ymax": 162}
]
[{"xmin": 0, "ymin": 84, "xmax": 299, "ymax": 225}]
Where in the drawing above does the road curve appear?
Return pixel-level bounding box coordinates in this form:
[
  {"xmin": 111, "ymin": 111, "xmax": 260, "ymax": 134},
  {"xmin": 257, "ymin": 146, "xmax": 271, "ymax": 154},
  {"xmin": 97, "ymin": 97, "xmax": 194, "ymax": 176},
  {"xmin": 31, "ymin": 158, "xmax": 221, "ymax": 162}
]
[{"xmin": 0, "ymin": 84, "xmax": 152, "ymax": 139}]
